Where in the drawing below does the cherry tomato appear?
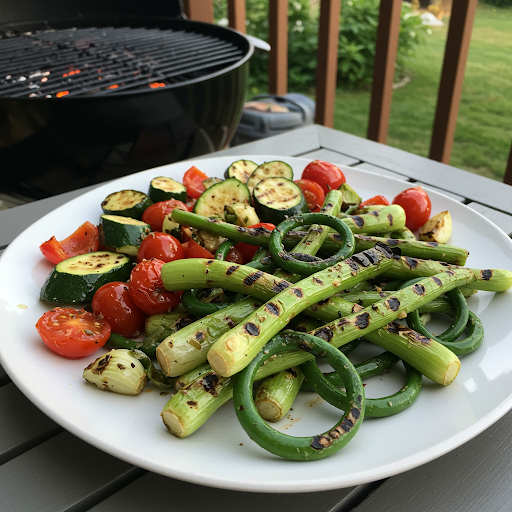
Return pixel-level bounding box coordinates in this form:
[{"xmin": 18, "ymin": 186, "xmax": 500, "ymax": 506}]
[
  {"xmin": 141, "ymin": 199, "xmax": 188, "ymax": 232},
  {"xmin": 36, "ymin": 307, "xmax": 110, "ymax": 359},
  {"xmin": 183, "ymin": 166, "xmax": 209, "ymax": 199},
  {"xmin": 301, "ymin": 160, "xmax": 346, "ymax": 195},
  {"xmin": 359, "ymin": 195, "xmax": 390, "ymax": 209},
  {"xmin": 39, "ymin": 221, "xmax": 99, "ymax": 264},
  {"xmin": 234, "ymin": 222, "xmax": 275, "ymax": 263},
  {"xmin": 294, "ymin": 179, "xmax": 325, "ymax": 212},
  {"xmin": 185, "ymin": 239, "xmax": 215, "ymax": 259},
  {"xmin": 92, "ymin": 281, "xmax": 147, "ymax": 338},
  {"xmin": 186, "ymin": 197, "xmax": 197, "ymax": 211},
  {"xmin": 392, "ymin": 187, "xmax": 432, "ymax": 231},
  {"xmin": 129, "ymin": 259, "xmax": 182, "ymax": 315},
  {"xmin": 137, "ymin": 232, "xmax": 185, "ymax": 263}
]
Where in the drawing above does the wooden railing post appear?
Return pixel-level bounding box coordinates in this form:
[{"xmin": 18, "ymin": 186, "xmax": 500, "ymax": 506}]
[
  {"xmin": 504, "ymin": 141, "xmax": 512, "ymax": 186},
  {"xmin": 366, "ymin": 0, "xmax": 402, "ymax": 143},
  {"xmin": 227, "ymin": 0, "xmax": 247, "ymax": 33},
  {"xmin": 182, "ymin": 0, "xmax": 214, "ymax": 24},
  {"xmin": 268, "ymin": 0, "xmax": 288, "ymax": 96},
  {"xmin": 315, "ymin": 0, "xmax": 341, "ymax": 127},
  {"xmin": 429, "ymin": 0, "xmax": 478, "ymax": 164}
]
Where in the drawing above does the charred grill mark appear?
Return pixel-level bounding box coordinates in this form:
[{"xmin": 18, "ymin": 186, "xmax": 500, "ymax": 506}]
[
  {"xmin": 320, "ymin": 202, "xmax": 334, "ymax": 213},
  {"xmin": 351, "ymin": 407, "xmax": 361, "ymax": 420},
  {"xmin": 337, "ymin": 318, "xmax": 350, "ymax": 330},
  {"xmin": 317, "ymin": 298, "xmax": 330, "ymax": 306},
  {"xmin": 345, "ymin": 258, "xmax": 361, "ymax": 273},
  {"xmin": 224, "ymin": 317, "xmax": 236, "ymax": 328},
  {"xmin": 362, "ymin": 249, "xmax": 380, "ymax": 264},
  {"xmin": 374, "ymin": 242, "xmax": 400, "ymax": 259},
  {"xmin": 355, "ymin": 312, "xmax": 370, "ymax": 329},
  {"xmin": 265, "ymin": 302, "xmax": 280, "ymax": 316},
  {"xmin": 410, "ymin": 330, "xmax": 433, "ymax": 345},
  {"xmin": 313, "ymin": 277, "xmax": 324, "ymax": 285},
  {"xmin": 387, "ymin": 213, "xmax": 393, "ymax": 225},
  {"xmin": 431, "ymin": 276, "xmax": 443, "ymax": 286},
  {"xmin": 226, "ymin": 265, "xmax": 239, "ymax": 275},
  {"xmin": 331, "ymin": 233, "xmax": 342, "ymax": 242},
  {"xmin": 175, "ymin": 317, "xmax": 194, "ymax": 331},
  {"xmin": 426, "ymin": 241, "xmax": 439, "ymax": 247},
  {"xmin": 385, "ymin": 297, "xmax": 400, "ymax": 311},
  {"xmin": 287, "ymin": 368, "xmax": 298, "ymax": 378},
  {"xmin": 310, "ymin": 435, "xmax": 332, "ymax": 450},
  {"xmin": 201, "ymin": 374, "xmax": 219, "ymax": 395},
  {"xmin": 352, "ymin": 216, "xmax": 365, "ymax": 229},
  {"xmin": 244, "ymin": 322, "xmax": 260, "ymax": 336},
  {"xmin": 412, "ymin": 283, "xmax": 426, "ymax": 295},
  {"xmin": 292, "ymin": 288, "xmax": 303, "ymax": 298},
  {"xmin": 480, "ymin": 269, "xmax": 493, "ymax": 280},
  {"xmin": 404, "ymin": 257, "xmax": 419, "ymax": 269},
  {"xmin": 206, "ymin": 260, "xmax": 214, "ymax": 265},
  {"xmin": 313, "ymin": 326, "xmax": 334, "ymax": 342},
  {"xmin": 445, "ymin": 269, "xmax": 456, "ymax": 276},
  {"xmin": 292, "ymin": 253, "xmax": 320, "ymax": 262},
  {"xmin": 186, "ymin": 400, "xmax": 198, "ymax": 407},
  {"xmin": 386, "ymin": 238, "xmax": 399, "ymax": 246},
  {"xmin": 352, "ymin": 253, "xmax": 371, "ymax": 267},
  {"xmin": 272, "ymin": 281, "xmax": 290, "ymax": 293},
  {"xmin": 298, "ymin": 340, "xmax": 314, "ymax": 352},
  {"xmin": 195, "ymin": 331, "xmax": 205, "ymax": 341},
  {"xmin": 243, "ymin": 271, "xmax": 263, "ymax": 287},
  {"xmin": 352, "ymin": 303, "xmax": 364, "ymax": 313}
]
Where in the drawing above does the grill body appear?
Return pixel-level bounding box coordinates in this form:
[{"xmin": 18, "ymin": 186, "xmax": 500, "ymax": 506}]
[{"xmin": 0, "ymin": 4, "xmax": 253, "ymax": 199}]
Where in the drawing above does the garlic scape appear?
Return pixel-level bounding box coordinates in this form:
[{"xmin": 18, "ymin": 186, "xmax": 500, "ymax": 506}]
[{"xmin": 84, "ymin": 349, "xmax": 174, "ymax": 395}]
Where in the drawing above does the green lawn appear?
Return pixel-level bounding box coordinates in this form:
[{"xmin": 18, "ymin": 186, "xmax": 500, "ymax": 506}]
[{"xmin": 332, "ymin": 4, "xmax": 512, "ymax": 182}]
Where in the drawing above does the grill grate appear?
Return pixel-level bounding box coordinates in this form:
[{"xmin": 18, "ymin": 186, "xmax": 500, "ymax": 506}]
[{"xmin": 0, "ymin": 26, "xmax": 245, "ymax": 98}]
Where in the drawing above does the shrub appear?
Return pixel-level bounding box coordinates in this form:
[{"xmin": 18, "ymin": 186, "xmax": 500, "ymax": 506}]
[
  {"xmin": 479, "ymin": 0, "xmax": 512, "ymax": 6},
  {"xmin": 214, "ymin": 0, "xmax": 427, "ymax": 92}
]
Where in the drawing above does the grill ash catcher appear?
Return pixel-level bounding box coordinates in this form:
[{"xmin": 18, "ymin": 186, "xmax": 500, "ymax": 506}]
[{"xmin": 0, "ymin": 0, "xmax": 257, "ymax": 199}]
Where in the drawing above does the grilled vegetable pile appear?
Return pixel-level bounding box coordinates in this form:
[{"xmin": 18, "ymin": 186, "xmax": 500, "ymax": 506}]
[{"xmin": 35, "ymin": 158, "xmax": 512, "ymax": 461}]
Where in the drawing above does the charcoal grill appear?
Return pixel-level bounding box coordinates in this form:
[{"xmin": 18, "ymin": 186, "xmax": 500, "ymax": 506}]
[{"xmin": 0, "ymin": 0, "xmax": 255, "ymax": 199}]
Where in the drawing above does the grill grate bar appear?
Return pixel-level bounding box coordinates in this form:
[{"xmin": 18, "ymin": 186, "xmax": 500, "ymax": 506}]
[
  {"xmin": 0, "ymin": 26, "xmax": 245, "ymax": 97},
  {"xmin": 0, "ymin": 39, "xmax": 237, "ymax": 96}
]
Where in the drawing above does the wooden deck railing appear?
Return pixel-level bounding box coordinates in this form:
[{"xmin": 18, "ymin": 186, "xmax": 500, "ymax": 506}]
[{"xmin": 182, "ymin": 0, "xmax": 512, "ymax": 186}]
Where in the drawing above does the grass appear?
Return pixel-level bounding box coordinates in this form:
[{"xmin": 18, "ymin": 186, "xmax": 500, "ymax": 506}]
[{"xmin": 332, "ymin": 3, "xmax": 512, "ymax": 182}]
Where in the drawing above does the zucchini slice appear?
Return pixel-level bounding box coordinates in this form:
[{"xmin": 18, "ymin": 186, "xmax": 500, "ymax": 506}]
[
  {"xmin": 40, "ymin": 251, "xmax": 132, "ymax": 304},
  {"xmin": 246, "ymin": 161, "xmax": 294, "ymax": 193},
  {"xmin": 224, "ymin": 160, "xmax": 259, "ymax": 183},
  {"xmin": 99, "ymin": 215, "xmax": 151, "ymax": 257},
  {"xmin": 101, "ymin": 190, "xmax": 152, "ymax": 219},
  {"xmin": 148, "ymin": 177, "xmax": 187, "ymax": 203},
  {"xmin": 193, "ymin": 178, "xmax": 251, "ymax": 217},
  {"xmin": 253, "ymin": 177, "xmax": 310, "ymax": 223}
]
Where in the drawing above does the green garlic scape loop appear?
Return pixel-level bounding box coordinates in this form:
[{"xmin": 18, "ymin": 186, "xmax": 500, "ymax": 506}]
[{"xmin": 233, "ymin": 332, "xmax": 364, "ymax": 461}]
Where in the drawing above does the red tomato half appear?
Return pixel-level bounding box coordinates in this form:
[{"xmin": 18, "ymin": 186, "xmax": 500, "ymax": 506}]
[
  {"xmin": 183, "ymin": 166, "xmax": 209, "ymax": 199},
  {"xmin": 141, "ymin": 199, "xmax": 188, "ymax": 232},
  {"xmin": 359, "ymin": 195, "xmax": 390, "ymax": 209},
  {"xmin": 185, "ymin": 239, "xmax": 215, "ymax": 259},
  {"xmin": 301, "ymin": 160, "xmax": 346, "ymax": 195},
  {"xmin": 392, "ymin": 187, "xmax": 432, "ymax": 231},
  {"xmin": 234, "ymin": 222, "xmax": 276, "ymax": 263},
  {"xmin": 92, "ymin": 282, "xmax": 147, "ymax": 338},
  {"xmin": 137, "ymin": 232, "xmax": 185, "ymax": 263},
  {"xmin": 36, "ymin": 307, "xmax": 110, "ymax": 359},
  {"xmin": 39, "ymin": 221, "xmax": 99, "ymax": 264},
  {"xmin": 294, "ymin": 179, "xmax": 325, "ymax": 212},
  {"xmin": 129, "ymin": 259, "xmax": 182, "ymax": 315}
]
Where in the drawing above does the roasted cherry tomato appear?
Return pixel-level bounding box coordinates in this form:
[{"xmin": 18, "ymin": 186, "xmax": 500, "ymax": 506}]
[
  {"xmin": 141, "ymin": 199, "xmax": 188, "ymax": 232},
  {"xmin": 392, "ymin": 187, "xmax": 432, "ymax": 231},
  {"xmin": 183, "ymin": 166, "xmax": 209, "ymax": 199},
  {"xmin": 294, "ymin": 179, "xmax": 325, "ymax": 212},
  {"xmin": 137, "ymin": 232, "xmax": 185, "ymax": 263},
  {"xmin": 359, "ymin": 195, "xmax": 390, "ymax": 209},
  {"xmin": 185, "ymin": 239, "xmax": 215, "ymax": 259},
  {"xmin": 301, "ymin": 160, "xmax": 346, "ymax": 195},
  {"xmin": 39, "ymin": 221, "xmax": 99, "ymax": 264},
  {"xmin": 234, "ymin": 222, "xmax": 275, "ymax": 263},
  {"xmin": 92, "ymin": 281, "xmax": 147, "ymax": 338},
  {"xmin": 36, "ymin": 307, "xmax": 110, "ymax": 359},
  {"xmin": 129, "ymin": 259, "xmax": 182, "ymax": 315}
]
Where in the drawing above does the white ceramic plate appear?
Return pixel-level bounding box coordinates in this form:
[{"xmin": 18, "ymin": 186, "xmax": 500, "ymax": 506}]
[{"xmin": 1, "ymin": 155, "xmax": 511, "ymax": 493}]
